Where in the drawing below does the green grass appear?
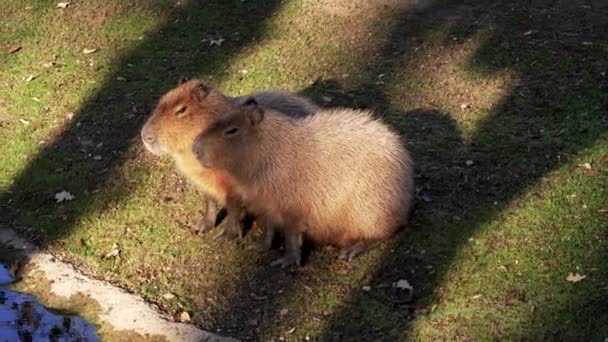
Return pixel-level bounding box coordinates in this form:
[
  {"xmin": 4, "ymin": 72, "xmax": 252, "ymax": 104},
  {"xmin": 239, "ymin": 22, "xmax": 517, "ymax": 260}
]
[{"xmin": 1, "ymin": 0, "xmax": 607, "ymax": 340}]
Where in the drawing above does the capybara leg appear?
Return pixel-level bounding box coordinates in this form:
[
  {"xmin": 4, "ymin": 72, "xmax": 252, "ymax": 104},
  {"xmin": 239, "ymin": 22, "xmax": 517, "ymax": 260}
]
[
  {"xmin": 270, "ymin": 231, "xmax": 302, "ymax": 268},
  {"xmin": 194, "ymin": 197, "xmax": 219, "ymax": 233},
  {"xmin": 339, "ymin": 241, "xmax": 376, "ymax": 261},
  {"xmin": 215, "ymin": 194, "xmax": 246, "ymax": 240}
]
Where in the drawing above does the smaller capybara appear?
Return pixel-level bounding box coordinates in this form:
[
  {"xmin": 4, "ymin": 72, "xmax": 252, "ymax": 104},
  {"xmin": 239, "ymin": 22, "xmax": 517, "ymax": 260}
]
[
  {"xmin": 192, "ymin": 98, "xmax": 414, "ymax": 267},
  {"xmin": 140, "ymin": 78, "xmax": 318, "ymax": 239}
]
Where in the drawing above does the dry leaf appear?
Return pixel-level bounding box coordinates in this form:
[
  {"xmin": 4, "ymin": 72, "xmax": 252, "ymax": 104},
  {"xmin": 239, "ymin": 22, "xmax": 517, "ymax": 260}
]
[
  {"xmin": 209, "ymin": 38, "xmax": 225, "ymax": 47},
  {"xmin": 54, "ymin": 190, "xmax": 75, "ymax": 203},
  {"xmin": 56, "ymin": 2, "xmax": 70, "ymax": 8},
  {"xmin": 286, "ymin": 327, "xmax": 296, "ymax": 334},
  {"xmin": 26, "ymin": 75, "xmax": 36, "ymax": 82},
  {"xmin": 116, "ymin": 76, "xmax": 126, "ymax": 81},
  {"xmin": 580, "ymin": 162, "xmax": 592, "ymax": 170},
  {"xmin": 523, "ymin": 30, "xmax": 534, "ymax": 36},
  {"xmin": 361, "ymin": 285, "xmax": 371, "ymax": 292},
  {"xmin": 104, "ymin": 243, "xmax": 120, "ymax": 259},
  {"xmin": 465, "ymin": 160, "xmax": 474, "ymax": 166},
  {"xmin": 9, "ymin": 46, "xmax": 22, "ymax": 54},
  {"xmin": 460, "ymin": 103, "xmax": 470, "ymax": 110},
  {"xmin": 83, "ymin": 48, "xmax": 97, "ymax": 54},
  {"xmin": 31, "ymin": 97, "xmax": 40, "ymax": 102},
  {"xmin": 76, "ymin": 239, "xmax": 84, "ymax": 248},
  {"xmin": 249, "ymin": 293, "xmax": 268, "ymax": 301},
  {"xmin": 566, "ymin": 272, "xmax": 586, "ymax": 283},
  {"xmin": 393, "ymin": 279, "xmax": 413, "ymax": 291},
  {"xmin": 497, "ymin": 265, "xmax": 509, "ymax": 273},
  {"xmin": 471, "ymin": 294, "xmax": 483, "ymax": 299},
  {"xmin": 601, "ymin": 154, "xmax": 608, "ymax": 164},
  {"xmin": 19, "ymin": 118, "xmax": 31, "ymax": 125},
  {"xmin": 163, "ymin": 293, "xmax": 176, "ymax": 300},
  {"xmin": 180, "ymin": 311, "xmax": 191, "ymax": 322}
]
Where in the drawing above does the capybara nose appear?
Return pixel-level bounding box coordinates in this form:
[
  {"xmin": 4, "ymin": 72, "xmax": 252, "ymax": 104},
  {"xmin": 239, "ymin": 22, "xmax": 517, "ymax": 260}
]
[{"xmin": 141, "ymin": 129, "xmax": 156, "ymax": 144}]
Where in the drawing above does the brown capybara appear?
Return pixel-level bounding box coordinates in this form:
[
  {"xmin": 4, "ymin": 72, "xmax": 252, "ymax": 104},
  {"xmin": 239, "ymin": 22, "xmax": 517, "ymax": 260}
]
[
  {"xmin": 140, "ymin": 79, "xmax": 318, "ymax": 238},
  {"xmin": 192, "ymin": 98, "xmax": 414, "ymax": 267}
]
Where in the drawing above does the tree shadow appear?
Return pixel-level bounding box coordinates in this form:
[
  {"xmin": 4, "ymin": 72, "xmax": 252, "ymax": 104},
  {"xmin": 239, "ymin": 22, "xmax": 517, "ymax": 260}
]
[
  {"xmin": 2, "ymin": 0, "xmax": 606, "ymax": 340},
  {"xmin": 316, "ymin": 0, "xmax": 608, "ymax": 340},
  {"xmin": 1, "ymin": 1, "xmax": 283, "ymax": 243},
  {"xmin": 0, "ymin": 0, "xmax": 284, "ymax": 338}
]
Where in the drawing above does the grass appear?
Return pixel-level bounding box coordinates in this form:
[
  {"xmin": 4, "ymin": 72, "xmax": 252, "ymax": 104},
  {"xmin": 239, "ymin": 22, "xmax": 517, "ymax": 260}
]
[{"xmin": 1, "ymin": 0, "xmax": 607, "ymax": 340}]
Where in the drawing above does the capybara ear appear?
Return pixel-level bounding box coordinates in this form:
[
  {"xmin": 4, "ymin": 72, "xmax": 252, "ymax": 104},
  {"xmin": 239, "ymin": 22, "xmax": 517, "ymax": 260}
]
[
  {"xmin": 192, "ymin": 81, "xmax": 210, "ymax": 102},
  {"xmin": 178, "ymin": 76, "xmax": 191, "ymax": 84},
  {"xmin": 243, "ymin": 98, "xmax": 264, "ymax": 126}
]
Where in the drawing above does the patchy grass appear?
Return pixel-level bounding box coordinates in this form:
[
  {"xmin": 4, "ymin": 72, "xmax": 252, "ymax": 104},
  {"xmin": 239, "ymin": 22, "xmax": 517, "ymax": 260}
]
[{"xmin": 1, "ymin": 0, "xmax": 607, "ymax": 340}]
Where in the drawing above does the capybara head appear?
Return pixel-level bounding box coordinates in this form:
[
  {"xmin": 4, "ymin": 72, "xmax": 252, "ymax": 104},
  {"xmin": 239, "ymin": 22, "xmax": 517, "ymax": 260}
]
[
  {"xmin": 141, "ymin": 78, "xmax": 234, "ymax": 158},
  {"xmin": 192, "ymin": 97, "xmax": 264, "ymax": 171}
]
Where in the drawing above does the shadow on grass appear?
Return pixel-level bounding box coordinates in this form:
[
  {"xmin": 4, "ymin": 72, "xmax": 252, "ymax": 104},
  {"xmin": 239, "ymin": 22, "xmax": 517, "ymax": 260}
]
[
  {"xmin": 1, "ymin": 1, "xmax": 283, "ymax": 242},
  {"xmin": 2, "ymin": 0, "xmax": 607, "ymax": 340},
  {"xmin": 315, "ymin": 0, "xmax": 608, "ymax": 340},
  {"xmin": 0, "ymin": 0, "xmax": 283, "ymax": 337}
]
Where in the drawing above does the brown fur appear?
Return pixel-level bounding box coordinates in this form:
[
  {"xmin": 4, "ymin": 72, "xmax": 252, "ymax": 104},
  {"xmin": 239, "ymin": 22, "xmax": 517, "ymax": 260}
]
[
  {"xmin": 193, "ymin": 99, "xmax": 414, "ymax": 265},
  {"xmin": 140, "ymin": 79, "xmax": 318, "ymax": 235}
]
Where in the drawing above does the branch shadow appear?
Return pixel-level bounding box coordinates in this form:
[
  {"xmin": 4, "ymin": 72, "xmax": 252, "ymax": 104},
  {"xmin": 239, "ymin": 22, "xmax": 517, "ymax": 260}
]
[{"xmin": 315, "ymin": 0, "xmax": 608, "ymax": 339}]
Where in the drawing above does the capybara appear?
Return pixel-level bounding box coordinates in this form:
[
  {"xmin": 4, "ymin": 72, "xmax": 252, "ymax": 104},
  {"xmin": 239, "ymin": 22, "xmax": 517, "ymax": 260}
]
[
  {"xmin": 192, "ymin": 98, "xmax": 414, "ymax": 267},
  {"xmin": 141, "ymin": 79, "xmax": 318, "ymax": 238}
]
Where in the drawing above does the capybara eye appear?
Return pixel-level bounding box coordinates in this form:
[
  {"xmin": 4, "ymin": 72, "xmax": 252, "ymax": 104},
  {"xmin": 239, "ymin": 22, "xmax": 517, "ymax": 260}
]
[
  {"xmin": 175, "ymin": 106, "xmax": 187, "ymax": 117},
  {"xmin": 224, "ymin": 127, "xmax": 239, "ymax": 136}
]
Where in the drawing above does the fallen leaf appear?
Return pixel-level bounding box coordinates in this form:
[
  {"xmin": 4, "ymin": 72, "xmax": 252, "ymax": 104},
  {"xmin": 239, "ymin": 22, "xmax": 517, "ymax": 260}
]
[
  {"xmin": 471, "ymin": 294, "xmax": 483, "ymax": 299},
  {"xmin": 104, "ymin": 243, "xmax": 120, "ymax": 259},
  {"xmin": 163, "ymin": 293, "xmax": 176, "ymax": 300},
  {"xmin": 566, "ymin": 272, "xmax": 586, "ymax": 283},
  {"xmin": 523, "ymin": 30, "xmax": 534, "ymax": 36},
  {"xmin": 19, "ymin": 118, "xmax": 31, "ymax": 125},
  {"xmin": 601, "ymin": 154, "xmax": 608, "ymax": 164},
  {"xmin": 465, "ymin": 160, "xmax": 474, "ymax": 166},
  {"xmin": 209, "ymin": 38, "xmax": 225, "ymax": 47},
  {"xmin": 31, "ymin": 97, "xmax": 40, "ymax": 102},
  {"xmin": 460, "ymin": 103, "xmax": 470, "ymax": 110},
  {"xmin": 54, "ymin": 190, "xmax": 75, "ymax": 203},
  {"xmin": 249, "ymin": 293, "xmax": 268, "ymax": 301},
  {"xmin": 116, "ymin": 76, "xmax": 126, "ymax": 81},
  {"xmin": 286, "ymin": 327, "xmax": 296, "ymax": 334},
  {"xmin": 180, "ymin": 311, "xmax": 191, "ymax": 322},
  {"xmin": 393, "ymin": 279, "xmax": 413, "ymax": 291},
  {"xmin": 497, "ymin": 265, "xmax": 509, "ymax": 273},
  {"xmin": 66, "ymin": 112, "xmax": 75, "ymax": 120},
  {"xmin": 76, "ymin": 239, "xmax": 84, "ymax": 248},
  {"xmin": 361, "ymin": 285, "xmax": 371, "ymax": 292},
  {"xmin": 580, "ymin": 162, "xmax": 592, "ymax": 170},
  {"xmin": 56, "ymin": 2, "xmax": 70, "ymax": 8},
  {"xmin": 9, "ymin": 46, "xmax": 22, "ymax": 54},
  {"xmin": 586, "ymin": 168, "xmax": 599, "ymax": 177},
  {"xmin": 26, "ymin": 75, "xmax": 36, "ymax": 82},
  {"xmin": 83, "ymin": 48, "xmax": 97, "ymax": 54}
]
